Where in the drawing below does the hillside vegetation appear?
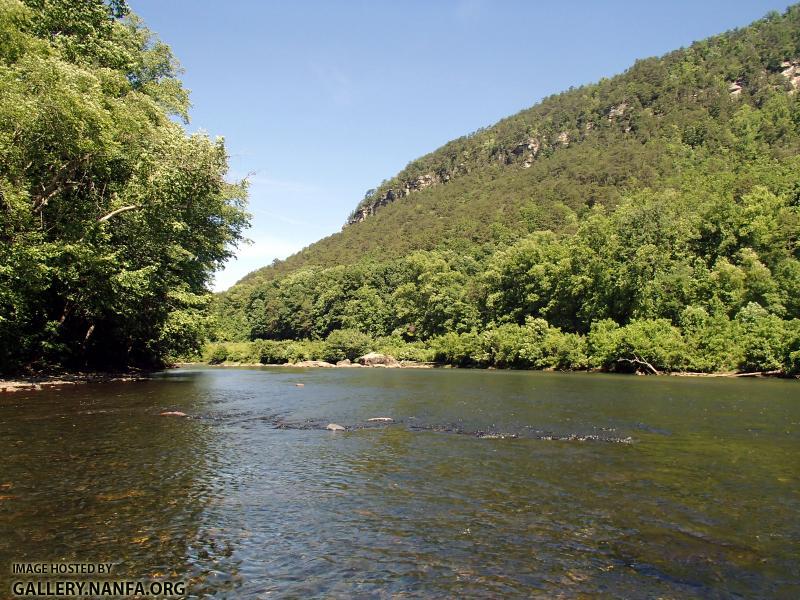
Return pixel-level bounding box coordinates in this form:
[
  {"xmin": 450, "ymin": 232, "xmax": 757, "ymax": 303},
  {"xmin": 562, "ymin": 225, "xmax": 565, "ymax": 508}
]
[{"xmin": 216, "ymin": 6, "xmax": 800, "ymax": 374}]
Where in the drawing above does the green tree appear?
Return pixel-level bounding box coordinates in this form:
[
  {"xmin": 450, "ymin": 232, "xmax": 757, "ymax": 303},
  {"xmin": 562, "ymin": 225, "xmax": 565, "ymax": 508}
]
[
  {"xmin": 0, "ymin": 0, "xmax": 249, "ymax": 372},
  {"xmin": 322, "ymin": 329, "xmax": 373, "ymax": 362}
]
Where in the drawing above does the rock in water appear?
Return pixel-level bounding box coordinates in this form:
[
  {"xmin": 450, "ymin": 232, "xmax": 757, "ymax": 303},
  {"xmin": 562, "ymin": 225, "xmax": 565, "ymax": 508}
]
[
  {"xmin": 160, "ymin": 411, "xmax": 187, "ymax": 417},
  {"xmin": 356, "ymin": 352, "xmax": 400, "ymax": 367},
  {"xmin": 326, "ymin": 423, "xmax": 345, "ymax": 431},
  {"xmin": 367, "ymin": 417, "xmax": 394, "ymax": 422}
]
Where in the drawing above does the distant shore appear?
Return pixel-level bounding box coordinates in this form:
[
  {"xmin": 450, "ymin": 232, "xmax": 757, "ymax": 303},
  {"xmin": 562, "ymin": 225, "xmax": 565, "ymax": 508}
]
[
  {"xmin": 174, "ymin": 361, "xmax": 791, "ymax": 378},
  {"xmin": 172, "ymin": 360, "xmax": 435, "ymax": 370}
]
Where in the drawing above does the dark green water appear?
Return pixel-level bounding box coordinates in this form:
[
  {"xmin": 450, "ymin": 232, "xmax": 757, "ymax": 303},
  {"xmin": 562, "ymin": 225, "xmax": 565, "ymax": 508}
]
[{"xmin": 0, "ymin": 367, "xmax": 798, "ymax": 598}]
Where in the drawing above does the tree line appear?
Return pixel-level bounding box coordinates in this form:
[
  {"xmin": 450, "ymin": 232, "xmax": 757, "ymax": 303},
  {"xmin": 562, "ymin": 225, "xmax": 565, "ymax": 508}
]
[{"xmin": 214, "ymin": 164, "xmax": 799, "ymax": 373}]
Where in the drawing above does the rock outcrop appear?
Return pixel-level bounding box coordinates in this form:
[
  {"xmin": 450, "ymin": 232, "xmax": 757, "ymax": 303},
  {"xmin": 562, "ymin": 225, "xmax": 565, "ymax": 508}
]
[
  {"xmin": 729, "ymin": 80, "xmax": 744, "ymax": 97},
  {"xmin": 403, "ymin": 173, "xmax": 440, "ymax": 195},
  {"xmin": 780, "ymin": 59, "xmax": 800, "ymax": 91},
  {"xmin": 512, "ymin": 136, "xmax": 541, "ymax": 169},
  {"xmin": 608, "ymin": 102, "xmax": 628, "ymax": 119},
  {"xmin": 346, "ymin": 171, "xmax": 454, "ymax": 225}
]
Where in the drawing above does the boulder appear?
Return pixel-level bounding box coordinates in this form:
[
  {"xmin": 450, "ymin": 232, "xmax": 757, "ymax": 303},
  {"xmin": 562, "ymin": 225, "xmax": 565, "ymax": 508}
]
[
  {"xmin": 357, "ymin": 352, "xmax": 400, "ymax": 367},
  {"xmin": 290, "ymin": 360, "xmax": 335, "ymax": 368},
  {"xmin": 160, "ymin": 411, "xmax": 187, "ymax": 417},
  {"xmin": 367, "ymin": 417, "xmax": 394, "ymax": 423},
  {"xmin": 326, "ymin": 423, "xmax": 345, "ymax": 431},
  {"xmin": 336, "ymin": 359, "xmax": 351, "ymax": 367}
]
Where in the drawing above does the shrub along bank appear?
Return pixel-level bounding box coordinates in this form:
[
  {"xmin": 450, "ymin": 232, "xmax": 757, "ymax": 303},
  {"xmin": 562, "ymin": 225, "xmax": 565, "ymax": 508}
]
[{"xmin": 196, "ymin": 314, "xmax": 799, "ymax": 375}]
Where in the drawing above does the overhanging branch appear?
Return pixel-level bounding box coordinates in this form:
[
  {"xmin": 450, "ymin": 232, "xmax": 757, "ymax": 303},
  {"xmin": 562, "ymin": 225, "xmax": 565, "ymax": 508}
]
[
  {"xmin": 97, "ymin": 205, "xmax": 140, "ymax": 223},
  {"xmin": 618, "ymin": 354, "xmax": 661, "ymax": 375}
]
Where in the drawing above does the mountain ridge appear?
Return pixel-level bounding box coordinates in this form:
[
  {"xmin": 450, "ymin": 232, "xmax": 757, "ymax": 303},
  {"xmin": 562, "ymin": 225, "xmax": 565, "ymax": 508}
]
[{"xmin": 230, "ymin": 5, "xmax": 799, "ymax": 291}]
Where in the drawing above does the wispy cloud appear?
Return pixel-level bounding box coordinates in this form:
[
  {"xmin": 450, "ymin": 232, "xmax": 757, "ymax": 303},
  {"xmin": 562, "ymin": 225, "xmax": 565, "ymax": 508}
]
[
  {"xmin": 228, "ymin": 169, "xmax": 323, "ymax": 195},
  {"xmin": 234, "ymin": 236, "xmax": 300, "ymax": 260},
  {"xmin": 249, "ymin": 175, "xmax": 323, "ymax": 194},
  {"xmin": 248, "ymin": 207, "xmax": 313, "ymax": 228}
]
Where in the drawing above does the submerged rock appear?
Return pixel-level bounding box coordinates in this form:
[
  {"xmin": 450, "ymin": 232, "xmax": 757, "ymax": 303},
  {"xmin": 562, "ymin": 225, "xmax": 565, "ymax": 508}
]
[
  {"xmin": 476, "ymin": 432, "xmax": 518, "ymax": 439},
  {"xmin": 326, "ymin": 423, "xmax": 345, "ymax": 431},
  {"xmin": 160, "ymin": 411, "xmax": 187, "ymax": 417}
]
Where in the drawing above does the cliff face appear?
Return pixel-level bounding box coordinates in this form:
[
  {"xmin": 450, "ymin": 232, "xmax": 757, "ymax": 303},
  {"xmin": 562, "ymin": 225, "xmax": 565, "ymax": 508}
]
[
  {"xmin": 347, "ymin": 171, "xmax": 450, "ymax": 225},
  {"xmin": 345, "ymin": 128, "xmax": 573, "ymax": 226}
]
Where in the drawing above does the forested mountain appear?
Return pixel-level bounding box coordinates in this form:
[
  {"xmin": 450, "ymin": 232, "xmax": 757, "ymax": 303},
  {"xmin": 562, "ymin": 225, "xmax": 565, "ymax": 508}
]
[
  {"xmin": 213, "ymin": 5, "xmax": 800, "ymax": 375},
  {"xmin": 0, "ymin": 0, "xmax": 249, "ymax": 373}
]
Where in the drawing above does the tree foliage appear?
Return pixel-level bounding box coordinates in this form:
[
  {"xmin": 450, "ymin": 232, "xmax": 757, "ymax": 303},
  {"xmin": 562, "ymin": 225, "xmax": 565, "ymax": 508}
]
[{"xmin": 0, "ymin": 0, "xmax": 249, "ymax": 372}]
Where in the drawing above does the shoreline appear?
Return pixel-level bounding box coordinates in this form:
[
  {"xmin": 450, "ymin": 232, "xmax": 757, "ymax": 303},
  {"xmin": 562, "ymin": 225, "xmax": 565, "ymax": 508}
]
[
  {"xmin": 174, "ymin": 361, "xmax": 792, "ymax": 378},
  {"xmin": 1, "ymin": 363, "xmax": 792, "ymax": 393},
  {"xmin": 0, "ymin": 371, "xmax": 151, "ymax": 393},
  {"xmin": 173, "ymin": 360, "xmax": 436, "ymax": 370}
]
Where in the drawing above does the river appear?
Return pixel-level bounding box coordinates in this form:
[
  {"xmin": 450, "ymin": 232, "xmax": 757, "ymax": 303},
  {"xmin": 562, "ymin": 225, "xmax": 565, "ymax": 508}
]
[{"xmin": 0, "ymin": 367, "xmax": 798, "ymax": 597}]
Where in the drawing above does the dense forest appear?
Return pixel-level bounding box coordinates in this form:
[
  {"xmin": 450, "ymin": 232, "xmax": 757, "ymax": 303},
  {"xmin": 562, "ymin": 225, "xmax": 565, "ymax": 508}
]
[
  {"xmin": 0, "ymin": 0, "xmax": 249, "ymax": 373},
  {"xmin": 213, "ymin": 6, "xmax": 800, "ymax": 375}
]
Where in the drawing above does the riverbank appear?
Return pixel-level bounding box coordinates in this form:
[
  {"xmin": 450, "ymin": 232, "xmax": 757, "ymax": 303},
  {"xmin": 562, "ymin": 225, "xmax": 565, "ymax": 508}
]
[
  {"xmin": 200, "ymin": 333, "xmax": 799, "ymax": 379},
  {"xmin": 174, "ymin": 359, "xmax": 434, "ymax": 370},
  {"xmin": 0, "ymin": 371, "xmax": 150, "ymax": 393},
  {"xmin": 176, "ymin": 360, "xmax": 792, "ymax": 378}
]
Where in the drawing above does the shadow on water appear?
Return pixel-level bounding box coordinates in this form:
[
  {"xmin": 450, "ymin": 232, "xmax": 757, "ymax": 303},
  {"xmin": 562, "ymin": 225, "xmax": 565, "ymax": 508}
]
[{"xmin": 1, "ymin": 366, "xmax": 798, "ymax": 597}]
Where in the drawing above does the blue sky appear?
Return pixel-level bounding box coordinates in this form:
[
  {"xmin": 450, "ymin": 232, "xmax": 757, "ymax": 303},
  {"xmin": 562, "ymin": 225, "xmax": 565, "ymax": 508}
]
[{"xmin": 127, "ymin": 0, "xmax": 794, "ymax": 291}]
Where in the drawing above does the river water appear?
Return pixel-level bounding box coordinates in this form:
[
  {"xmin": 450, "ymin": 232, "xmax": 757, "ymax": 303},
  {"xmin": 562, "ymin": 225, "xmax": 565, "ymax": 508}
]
[{"xmin": 0, "ymin": 367, "xmax": 798, "ymax": 597}]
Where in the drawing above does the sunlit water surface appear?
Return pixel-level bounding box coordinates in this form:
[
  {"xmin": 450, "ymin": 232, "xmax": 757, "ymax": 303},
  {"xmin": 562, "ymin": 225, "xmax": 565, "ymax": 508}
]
[{"xmin": 1, "ymin": 367, "xmax": 798, "ymax": 597}]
